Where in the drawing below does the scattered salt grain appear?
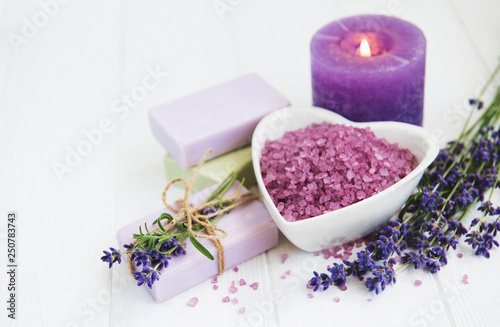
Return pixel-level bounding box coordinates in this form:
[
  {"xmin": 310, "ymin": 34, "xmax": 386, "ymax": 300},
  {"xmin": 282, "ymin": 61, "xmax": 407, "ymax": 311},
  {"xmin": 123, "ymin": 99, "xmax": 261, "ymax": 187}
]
[
  {"xmin": 239, "ymin": 279, "xmax": 247, "ymax": 286},
  {"xmin": 285, "ymin": 270, "xmax": 291, "ymax": 275},
  {"xmin": 229, "ymin": 281, "xmax": 238, "ymax": 294},
  {"xmin": 187, "ymin": 297, "xmax": 199, "ymax": 307},
  {"xmin": 211, "ymin": 277, "xmax": 218, "ymax": 284},
  {"xmin": 340, "ymin": 285, "xmax": 347, "ymax": 291},
  {"xmin": 213, "ymin": 285, "xmax": 219, "ymax": 290},
  {"xmin": 457, "ymin": 253, "xmax": 463, "ymax": 258},
  {"xmin": 239, "ymin": 307, "xmax": 246, "ymax": 314},
  {"xmin": 231, "ymin": 298, "xmax": 239, "ymax": 305},
  {"xmin": 280, "ymin": 275, "xmax": 286, "ymax": 279},
  {"xmin": 222, "ymin": 296, "xmax": 230, "ymax": 303},
  {"xmin": 233, "ymin": 266, "xmax": 239, "ymax": 272},
  {"xmin": 462, "ymin": 274, "xmax": 469, "ymax": 284},
  {"xmin": 307, "ymin": 293, "xmax": 314, "ymax": 299},
  {"xmin": 333, "ymin": 296, "xmax": 340, "ymax": 303},
  {"xmin": 415, "ymin": 279, "xmax": 422, "ymax": 286},
  {"xmin": 249, "ymin": 282, "xmax": 259, "ymax": 290},
  {"xmin": 260, "ymin": 122, "xmax": 418, "ymax": 221},
  {"xmin": 314, "ymin": 251, "xmax": 320, "ymax": 256},
  {"xmin": 367, "ymin": 298, "xmax": 372, "ymax": 302},
  {"xmin": 282, "ymin": 253, "xmax": 289, "ymax": 264}
]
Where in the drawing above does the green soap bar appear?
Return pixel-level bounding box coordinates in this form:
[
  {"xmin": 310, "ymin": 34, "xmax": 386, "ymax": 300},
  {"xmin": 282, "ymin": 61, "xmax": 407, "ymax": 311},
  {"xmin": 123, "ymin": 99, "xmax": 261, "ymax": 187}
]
[{"xmin": 164, "ymin": 146, "xmax": 256, "ymax": 193}]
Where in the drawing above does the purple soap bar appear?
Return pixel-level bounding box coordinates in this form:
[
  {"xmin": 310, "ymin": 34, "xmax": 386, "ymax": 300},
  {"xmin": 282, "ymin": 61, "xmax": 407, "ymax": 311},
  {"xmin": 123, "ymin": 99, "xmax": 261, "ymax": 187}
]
[
  {"xmin": 116, "ymin": 182, "xmax": 278, "ymax": 302},
  {"xmin": 149, "ymin": 73, "xmax": 290, "ymax": 168}
]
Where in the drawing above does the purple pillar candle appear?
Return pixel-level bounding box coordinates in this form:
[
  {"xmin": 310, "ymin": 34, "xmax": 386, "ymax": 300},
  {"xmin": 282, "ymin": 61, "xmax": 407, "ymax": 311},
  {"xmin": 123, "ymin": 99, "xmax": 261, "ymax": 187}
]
[{"xmin": 311, "ymin": 15, "xmax": 426, "ymax": 125}]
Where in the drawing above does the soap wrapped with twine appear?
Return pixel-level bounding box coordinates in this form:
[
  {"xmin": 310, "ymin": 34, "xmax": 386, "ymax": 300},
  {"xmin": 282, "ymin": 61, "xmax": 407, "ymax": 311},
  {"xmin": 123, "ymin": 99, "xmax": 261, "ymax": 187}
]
[{"xmin": 127, "ymin": 149, "xmax": 256, "ymax": 278}]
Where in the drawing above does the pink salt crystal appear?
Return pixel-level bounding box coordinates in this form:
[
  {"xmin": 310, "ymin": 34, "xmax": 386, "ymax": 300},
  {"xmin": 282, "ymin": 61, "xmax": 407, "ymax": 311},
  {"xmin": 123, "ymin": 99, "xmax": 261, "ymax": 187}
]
[
  {"xmin": 306, "ymin": 282, "xmax": 314, "ymax": 289},
  {"xmin": 213, "ymin": 285, "xmax": 219, "ymax": 290},
  {"xmin": 367, "ymin": 298, "xmax": 372, "ymax": 302},
  {"xmin": 415, "ymin": 280, "xmax": 422, "ymax": 286},
  {"xmin": 285, "ymin": 270, "xmax": 290, "ymax": 275},
  {"xmin": 231, "ymin": 298, "xmax": 239, "ymax": 305},
  {"xmin": 222, "ymin": 296, "xmax": 230, "ymax": 303},
  {"xmin": 280, "ymin": 275, "xmax": 286, "ymax": 279},
  {"xmin": 211, "ymin": 277, "xmax": 218, "ymax": 284},
  {"xmin": 333, "ymin": 296, "xmax": 340, "ymax": 303},
  {"xmin": 229, "ymin": 285, "xmax": 238, "ymax": 294},
  {"xmin": 282, "ymin": 253, "xmax": 289, "ymax": 264},
  {"xmin": 314, "ymin": 251, "xmax": 320, "ymax": 256},
  {"xmin": 457, "ymin": 253, "xmax": 463, "ymax": 258},
  {"xmin": 239, "ymin": 279, "xmax": 247, "ymax": 286},
  {"xmin": 187, "ymin": 297, "xmax": 199, "ymax": 307},
  {"xmin": 462, "ymin": 274, "xmax": 469, "ymax": 284},
  {"xmin": 307, "ymin": 293, "xmax": 314, "ymax": 299},
  {"xmin": 233, "ymin": 266, "xmax": 239, "ymax": 272},
  {"xmin": 340, "ymin": 286, "xmax": 347, "ymax": 291},
  {"xmin": 239, "ymin": 307, "xmax": 246, "ymax": 314},
  {"xmin": 249, "ymin": 282, "xmax": 259, "ymax": 290},
  {"xmin": 343, "ymin": 242, "xmax": 354, "ymax": 252},
  {"xmin": 323, "ymin": 249, "xmax": 331, "ymax": 259}
]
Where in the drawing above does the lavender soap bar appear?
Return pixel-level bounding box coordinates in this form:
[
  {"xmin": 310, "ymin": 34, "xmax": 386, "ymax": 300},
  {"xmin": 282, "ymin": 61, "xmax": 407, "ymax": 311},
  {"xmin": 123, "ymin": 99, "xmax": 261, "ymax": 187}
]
[
  {"xmin": 149, "ymin": 74, "xmax": 290, "ymax": 168},
  {"xmin": 116, "ymin": 182, "xmax": 278, "ymax": 303}
]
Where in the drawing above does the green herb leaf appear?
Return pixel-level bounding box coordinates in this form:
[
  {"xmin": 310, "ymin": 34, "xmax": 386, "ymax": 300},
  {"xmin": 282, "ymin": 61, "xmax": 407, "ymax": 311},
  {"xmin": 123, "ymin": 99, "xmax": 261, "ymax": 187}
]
[
  {"xmin": 160, "ymin": 213, "xmax": 173, "ymax": 221},
  {"xmin": 189, "ymin": 235, "xmax": 214, "ymax": 261},
  {"xmin": 144, "ymin": 222, "xmax": 151, "ymax": 235}
]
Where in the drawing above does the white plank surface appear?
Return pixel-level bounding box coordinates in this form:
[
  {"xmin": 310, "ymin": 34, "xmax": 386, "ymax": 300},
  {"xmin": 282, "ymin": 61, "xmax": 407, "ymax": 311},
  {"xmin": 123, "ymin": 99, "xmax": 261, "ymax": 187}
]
[{"xmin": 1, "ymin": 1, "xmax": 500, "ymax": 326}]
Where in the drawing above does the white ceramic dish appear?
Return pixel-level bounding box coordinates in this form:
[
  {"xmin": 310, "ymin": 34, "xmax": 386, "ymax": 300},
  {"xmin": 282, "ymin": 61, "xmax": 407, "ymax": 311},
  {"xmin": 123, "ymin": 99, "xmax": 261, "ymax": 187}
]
[{"xmin": 252, "ymin": 106, "xmax": 439, "ymax": 252}]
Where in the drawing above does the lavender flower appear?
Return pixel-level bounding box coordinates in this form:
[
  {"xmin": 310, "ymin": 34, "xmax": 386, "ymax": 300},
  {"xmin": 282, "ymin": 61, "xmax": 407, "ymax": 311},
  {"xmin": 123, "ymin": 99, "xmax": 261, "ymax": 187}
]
[{"xmin": 101, "ymin": 247, "xmax": 122, "ymax": 268}]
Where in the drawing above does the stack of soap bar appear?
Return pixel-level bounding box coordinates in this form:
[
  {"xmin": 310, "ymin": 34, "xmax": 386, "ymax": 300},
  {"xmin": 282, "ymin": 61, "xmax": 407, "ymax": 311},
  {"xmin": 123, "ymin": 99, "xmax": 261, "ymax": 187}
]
[
  {"xmin": 149, "ymin": 73, "xmax": 290, "ymax": 169},
  {"xmin": 164, "ymin": 146, "xmax": 255, "ymax": 193},
  {"xmin": 116, "ymin": 181, "xmax": 278, "ymax": 303}
]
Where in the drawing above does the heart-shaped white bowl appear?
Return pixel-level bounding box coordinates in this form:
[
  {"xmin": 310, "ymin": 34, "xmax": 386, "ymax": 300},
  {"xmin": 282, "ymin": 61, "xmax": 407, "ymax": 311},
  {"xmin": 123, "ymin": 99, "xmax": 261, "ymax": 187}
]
[{"xmin": 252, "ymin": 106, "xmax": 439, "ymax": 252}]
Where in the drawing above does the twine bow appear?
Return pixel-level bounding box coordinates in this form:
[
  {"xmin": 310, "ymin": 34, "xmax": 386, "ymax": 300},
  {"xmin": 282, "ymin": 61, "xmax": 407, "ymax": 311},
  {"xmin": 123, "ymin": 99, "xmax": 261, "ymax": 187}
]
[{"xmin": 129, "ymin": 149, "xmax": 256, "ymax": 276}]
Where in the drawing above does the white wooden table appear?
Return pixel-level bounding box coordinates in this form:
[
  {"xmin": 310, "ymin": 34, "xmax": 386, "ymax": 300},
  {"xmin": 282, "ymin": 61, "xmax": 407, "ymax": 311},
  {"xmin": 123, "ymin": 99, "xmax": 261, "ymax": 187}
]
[{"xmin": 1, "ymin": 1, "xmax": 500, "ymax": 326}]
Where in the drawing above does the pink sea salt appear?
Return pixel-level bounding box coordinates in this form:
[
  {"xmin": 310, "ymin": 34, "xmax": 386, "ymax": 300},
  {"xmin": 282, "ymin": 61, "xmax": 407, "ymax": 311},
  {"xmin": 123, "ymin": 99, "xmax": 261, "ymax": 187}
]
[
  {"xmin": 233, "ymin": 266, "xmax": 239, "ymax": 272},
  {"xmin": 213, "ymin": 285, "xmax": 219, "ymax": 290},
  {"xmin": 462, "ymin": 274, "xmax": 469, "ymax": 284},
  {"xmin": 229, "ymin": 281, "xmax": 238, "ymax": 294},
  {"xmin": 260, "ymin": 122, "xmax": 418, "ymax": 221},
  {"xmin": 239, "ymin": 279, "xmax": 247, "ymax": 286},
  {"xmin": 457, "ymin": 253, "xmax": 463, "ymax": 258},
  {"xmin": 282, "ymin": 253, "xmax": 289, "ymax": 264},
  {"xmin": 415, "ymin": 279, "xmax": 422, "ymax": 286},
  {"xmin": 187, "ymin": 297, "xmax": 199, "ymax": 307},
  {"xmin": 211, "ymin": 277, "xmax": 218, "ymax": 284},
  {"xmin": 249, "ymin": 282, "xmax": 259, "ymax": 290},
  {"xmin": 231, "ymin": 298, "xmax": 239, "ymax": 305},
  {"xmin": 222, "ymin": 296, "xmax": 230, "ymax": 303},
  {"xmin": 307, "ymin": 293, "xmax": 314, "ymax": 299},
  {"xmin": 333, "ymin": 296, "xmax": 340, "ymax": 303},
  {"xmin": 239, "ymin": 307, "xmax": 246, "ymax": 314},
  {"xmin": 280, "ymin": 275, "xmax": 286, "ymax": 279}
]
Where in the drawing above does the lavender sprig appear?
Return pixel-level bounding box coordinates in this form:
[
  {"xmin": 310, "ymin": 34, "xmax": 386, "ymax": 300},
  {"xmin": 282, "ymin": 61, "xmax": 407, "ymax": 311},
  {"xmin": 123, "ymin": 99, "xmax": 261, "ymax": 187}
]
[
  {"xmin": 310, "ymin": 62, "xmax": 500, "ymax": 295},
  {"xmin": 101, "ymin": 172, "xmax": 243, "ymax": 288}
]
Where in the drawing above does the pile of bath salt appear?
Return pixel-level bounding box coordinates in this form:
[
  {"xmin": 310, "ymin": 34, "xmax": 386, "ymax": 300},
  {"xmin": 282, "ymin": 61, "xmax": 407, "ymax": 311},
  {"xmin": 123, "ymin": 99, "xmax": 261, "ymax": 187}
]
[{"xmin": 260, "ymin": 122, "xmax": 418, "ymax": 222}]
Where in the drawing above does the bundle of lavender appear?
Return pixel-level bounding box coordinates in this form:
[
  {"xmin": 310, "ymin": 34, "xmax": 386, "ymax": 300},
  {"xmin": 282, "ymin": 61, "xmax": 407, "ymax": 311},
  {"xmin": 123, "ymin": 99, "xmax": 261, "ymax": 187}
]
[{"xmin": 310, "ymin": 63, "xmax": 500, "ymax": 295}]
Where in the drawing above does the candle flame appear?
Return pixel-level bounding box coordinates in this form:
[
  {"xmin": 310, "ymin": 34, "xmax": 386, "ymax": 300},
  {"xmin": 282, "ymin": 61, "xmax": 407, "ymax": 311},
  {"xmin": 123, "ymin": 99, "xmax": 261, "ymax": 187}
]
[{"xmin": 360, "ymin": 39, "xmax": 371, "ymax": 57}]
